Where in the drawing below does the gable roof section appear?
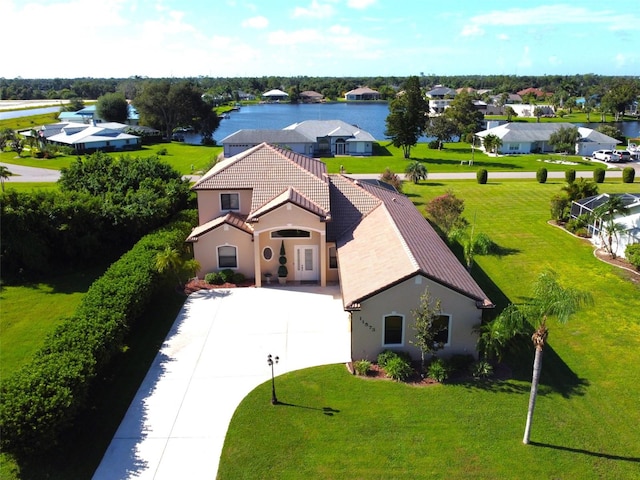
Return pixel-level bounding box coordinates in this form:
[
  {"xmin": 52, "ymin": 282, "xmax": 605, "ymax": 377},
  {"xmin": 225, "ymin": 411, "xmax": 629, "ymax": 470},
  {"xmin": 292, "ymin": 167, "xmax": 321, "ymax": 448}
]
[
  {"xmin": 248, "ymin": 186, "xmax": 330, "ymax": 221},
  {"xmin": 186, "ymin": 212, "xmax": 253, "ymax": 242},
  {"xmin": 333, "ymin": 177, "xmax": 492, "ymax": 310},
  {"xmin": 285, "ymin": 119, "xmax": 375, "ymax": 142},
  {"xmin": 193, "ymin": 143, "xmax": 330, "ymax": 214},
  {"xmin": 327, "ymin": 174, "xmax": 381, "ymax": 241},
  {"xmin": 221, "ymin": 129, "xmax": 311, "ymax": 145},
  {"xmin": 345, "ymin": 87, "xmax": 379, "ymax": 96}
]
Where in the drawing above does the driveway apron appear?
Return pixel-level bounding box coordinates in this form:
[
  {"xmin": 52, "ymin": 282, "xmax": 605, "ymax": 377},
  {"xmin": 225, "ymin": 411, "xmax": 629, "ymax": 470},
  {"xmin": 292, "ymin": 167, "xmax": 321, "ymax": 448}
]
[{"xmin": 93, "ymin": 285, "xmax": 350, "ymax": 479}]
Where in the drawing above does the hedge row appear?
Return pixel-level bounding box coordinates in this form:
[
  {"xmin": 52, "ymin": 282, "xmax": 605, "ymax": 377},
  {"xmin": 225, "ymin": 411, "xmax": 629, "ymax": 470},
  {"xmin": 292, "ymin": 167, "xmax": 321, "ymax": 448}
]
[{"xmin": 0, "ymin": 210, "xmax": 197, "ymax": 455}]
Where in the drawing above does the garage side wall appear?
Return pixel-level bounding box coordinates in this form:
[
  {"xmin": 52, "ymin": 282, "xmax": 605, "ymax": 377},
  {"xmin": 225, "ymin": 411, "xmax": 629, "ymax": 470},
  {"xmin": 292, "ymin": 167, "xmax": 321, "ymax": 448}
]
[{"xmin": 351, "ymin": 275, "xmax": 482, "ymax": 362}]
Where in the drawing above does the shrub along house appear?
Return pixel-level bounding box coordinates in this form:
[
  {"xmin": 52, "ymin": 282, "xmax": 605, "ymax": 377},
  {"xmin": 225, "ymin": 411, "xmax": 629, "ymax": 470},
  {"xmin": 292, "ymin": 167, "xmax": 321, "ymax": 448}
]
[{"xmin": 187, "ymin": 143, "xmax": 493, "ymax": 362}]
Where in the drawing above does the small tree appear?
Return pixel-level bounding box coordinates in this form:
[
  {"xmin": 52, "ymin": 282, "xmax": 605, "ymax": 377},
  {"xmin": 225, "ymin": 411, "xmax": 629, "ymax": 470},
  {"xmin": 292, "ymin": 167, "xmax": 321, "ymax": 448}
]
[
  {"xmin": 533, "ymin": 106, "xmax": 544, "ymax": 123},
  {"xmin": 536, "ymin": 167, "xmax": 548, "ymax": 184},
  {"xmin": 477, "ymin": 169, "xmax": 488, "ymax": 184},
  {"xmin": 380, "ymin": 167, "xmax": 402, "ymax": 192},
  {"xmin": 593, "ymin": 168, "xmax": 606, "ymax": 184},
  {"xmin": 477, "ymin": 304, "xmax": 526, "ymax": 362},
  {"xmin": 593, "ymin": 195, "xmax": 630, "ymax": 259},
  {"xmin": 622, "ymin": 167, "xmax": 635, "ymax": 184},
  {"xmin": 549, "ymin": 126, "xmax": 579, "ymax": 153},
  {"xmin": 449, "ymin": 219, "xmax": 495, "ymax": 271},
  {"xmin": 425, "ymin": 190, "xmax": 467, "ymax": 235},
  {"xmin": 404, "ymin": 161, "xmax": 428, "ymax": 184},
  {"xmin": 411, "ymin": 288, "xmax": 445, "ymax": 371},
  {"xmin": 96, "ymin": 92, "xmax": 129, "ymax": 123},
  {"xmin": 0, "ymin": 165, "xmax": 11, "ymax": 192},
  {"xmin": 564, "ymin": 169, "xmax": 576, "ymax": 184},
  {"xmin": 504, "ymin": 106, "xmax": 517, "ymax": 122}
]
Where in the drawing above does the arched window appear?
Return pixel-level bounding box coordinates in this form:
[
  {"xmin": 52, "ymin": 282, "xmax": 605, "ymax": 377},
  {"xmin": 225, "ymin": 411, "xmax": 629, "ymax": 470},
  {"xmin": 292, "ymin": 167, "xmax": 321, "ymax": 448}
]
[{"xmin": 217, "ymin": 245, "xmax": 237, "ymax": 268}]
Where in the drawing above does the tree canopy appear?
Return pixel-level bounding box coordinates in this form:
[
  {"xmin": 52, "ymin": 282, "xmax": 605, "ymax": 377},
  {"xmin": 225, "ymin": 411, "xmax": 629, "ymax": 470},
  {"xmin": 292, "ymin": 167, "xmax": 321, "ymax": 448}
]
[
  {"xmin": 548, "ymin": 126, "xmax": 580, "ymax": 153},
  {"xmin": 384, "ymin": 76, "xmax": 429, "ymax": 158},
  {"xmin": 443, "ymin": 91, "xmax": 484, "ymax": 141},
  {"xmin": 96, "ymin": 92, "xmax": 129, "ymax": 123},
  {"xmin": 133, "ymin": 80, "xmax": 220, "ymax": 140}
]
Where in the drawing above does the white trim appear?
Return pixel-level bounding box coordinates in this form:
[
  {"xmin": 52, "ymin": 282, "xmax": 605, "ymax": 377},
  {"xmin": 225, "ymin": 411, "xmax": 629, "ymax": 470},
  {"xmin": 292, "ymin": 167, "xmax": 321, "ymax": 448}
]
[
  {"xmin": 262, "ymin": 246, "xmax": 274, "ymax": 261},
  {"xmin": 382, "ymin": 313, "xmax": 404, "ymax": 347}
]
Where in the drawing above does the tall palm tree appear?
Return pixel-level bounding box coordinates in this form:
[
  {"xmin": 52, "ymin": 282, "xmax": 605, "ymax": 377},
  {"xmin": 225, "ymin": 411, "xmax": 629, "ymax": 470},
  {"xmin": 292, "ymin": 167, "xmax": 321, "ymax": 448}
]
[
  {"xmin": 404, "ymin": 161, "xmax": 428, "ymax": 184},
  {"xmin": 155, "ymin": 246, "xmax": 183, "ymax": 286},
  {"xmin": 593, "ymin": 195, "xmax": 630, "ymax": 259},
  {"xmin": 522, "ymin": 270, "xmax": 593, "ymax": 444},
  {"xmin": 0, "ymin": 165, "xmax": 11, "ymax": 192}
]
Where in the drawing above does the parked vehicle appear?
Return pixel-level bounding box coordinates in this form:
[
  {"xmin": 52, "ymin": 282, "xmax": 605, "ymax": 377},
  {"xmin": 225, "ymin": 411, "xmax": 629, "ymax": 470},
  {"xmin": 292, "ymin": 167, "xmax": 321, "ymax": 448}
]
[
  {"xmin": 618, "ymin": 150, "xmax": 631, "ymax": 162},
  {"xmin": 593, "ymin": 149, "xmax": 621, "ymax": 162}
]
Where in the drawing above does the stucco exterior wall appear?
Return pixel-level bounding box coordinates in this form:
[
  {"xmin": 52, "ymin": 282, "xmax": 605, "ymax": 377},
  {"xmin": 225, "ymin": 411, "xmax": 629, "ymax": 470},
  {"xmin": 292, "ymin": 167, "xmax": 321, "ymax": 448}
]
[
  {"xmin": 350, "ymin": 275, "xmax": 483, "ymax": 362},
  {"xmin": 196, "ymin": 189, "xmax": 253, "ymax": 224},
  {"xmin": 192, "ymin": 225, "xmax": 254, "ymax": 278}
]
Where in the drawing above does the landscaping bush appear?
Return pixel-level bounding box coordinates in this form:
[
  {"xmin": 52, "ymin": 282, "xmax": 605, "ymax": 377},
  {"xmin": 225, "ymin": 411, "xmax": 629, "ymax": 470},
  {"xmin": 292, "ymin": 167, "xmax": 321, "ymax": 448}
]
[
  {"xmin": 565, "ymin": 169, "xmax": 576, "ymax": 184},
  {"xmin": 384, "ymin": 356, "xmax": 413, "ymax": 381},
  {"xmin": 0, "ymin": 210, "xmax": 197, "ymax": 455},
  {"xmin": 427, "ymin": 358, "xmax": 450, "ymax": 382},
  {"xmin": 625, "ymin": 243, "xmax": 640, "ymax": 270},
  {"xmin": 593, "ymin": 168, "xmax": 606, "ymax": 183},
  {"xmin": 428, "ymin": 140, "xmax": 440, "ymax": 149},
  {"xmin": 205, "ymin": 272, "xmax": 219, "ymax": 284},
  {"xmin": 157, "ymin": 147, "xmax": 168, "ymax": 155},
  {"xmin": 565, "ymin": 214, "xmax": 591, "ymax": 236},
  {"xmin": 353, "ymin": 360, "xmax": 372, "ymax": 376},
  {"xmin": 622, "ymin": 167, "xmax": 635, "ymax": 184},
  {"xmin": 448, "ymin": 354, "xmax": 474, "ymax": 374},
  {"xmin": 377, "ymin": 349, "xmax": 399, "ymax": 368},
  {"xmin": 550, "ymin": 193, "xmax": 570, "ymax": 221},
  {"xmin": 471, "ymin": 360, "xmax": 494, "ymax": 379},
  {"xmin": 231, "ymin": 272, "xmax": 246, "ymax": 285},
  {"xmin": 536, "ymin": 167, "xmax": 548, "ymax": 184},
  {"xmin": 476, "ymin": 169, "xmax": 488, "ymax": 184}
]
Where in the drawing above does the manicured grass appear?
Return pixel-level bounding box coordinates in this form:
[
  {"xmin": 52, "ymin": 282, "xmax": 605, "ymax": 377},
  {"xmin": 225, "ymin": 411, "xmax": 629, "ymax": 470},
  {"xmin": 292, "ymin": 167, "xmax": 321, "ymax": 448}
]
[
  {"xmin": 0, "ymin": 113, "xmax": 62, "ymax": 132},
  {"xmin": 218, "ymin": 180, "xmax": 640, "ymax": 480}
]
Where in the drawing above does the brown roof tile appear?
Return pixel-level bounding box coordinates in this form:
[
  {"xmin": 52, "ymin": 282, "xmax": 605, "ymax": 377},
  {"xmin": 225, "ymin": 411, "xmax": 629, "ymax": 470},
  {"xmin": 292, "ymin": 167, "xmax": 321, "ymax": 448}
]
[
  {"xmin": 186, "ymin": 212, "xmax": 252, "ymax": 242},
  {"xmin": 248, "ymin": 186, "xmax": 329, "ymax": 221},
  {"xmin": 193, "ymin": 143, "xmax": 330, "ymax": 214}
]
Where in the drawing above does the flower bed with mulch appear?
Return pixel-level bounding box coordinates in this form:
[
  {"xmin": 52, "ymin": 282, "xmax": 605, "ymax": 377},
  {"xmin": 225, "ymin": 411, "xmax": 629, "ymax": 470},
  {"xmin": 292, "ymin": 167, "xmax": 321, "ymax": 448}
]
[{"xmin": 182, "ymin": 278, "xmax": 256, "ymax": 295}]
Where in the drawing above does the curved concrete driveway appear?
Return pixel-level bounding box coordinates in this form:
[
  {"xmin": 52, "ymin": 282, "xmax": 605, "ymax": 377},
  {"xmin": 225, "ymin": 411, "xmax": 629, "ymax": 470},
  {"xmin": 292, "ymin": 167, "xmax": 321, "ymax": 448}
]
[{"xmin": 93, "ymin": 285, "xmax": 350, "ymax": 480}]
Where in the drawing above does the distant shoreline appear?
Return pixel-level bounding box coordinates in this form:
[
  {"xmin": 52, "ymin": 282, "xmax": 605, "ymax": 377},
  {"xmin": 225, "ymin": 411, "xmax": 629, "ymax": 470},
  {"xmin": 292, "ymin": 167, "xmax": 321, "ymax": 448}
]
[{"xmin": 0, "ymin": 99, "xmax": 70, "ymax": 111}]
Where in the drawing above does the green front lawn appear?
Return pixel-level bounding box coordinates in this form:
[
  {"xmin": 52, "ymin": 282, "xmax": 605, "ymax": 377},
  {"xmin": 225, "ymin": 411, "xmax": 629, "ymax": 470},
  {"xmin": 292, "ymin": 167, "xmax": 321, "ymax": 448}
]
[{"xmin": 219, "ymin": 180, "xmax": 640, "ymax": 480}]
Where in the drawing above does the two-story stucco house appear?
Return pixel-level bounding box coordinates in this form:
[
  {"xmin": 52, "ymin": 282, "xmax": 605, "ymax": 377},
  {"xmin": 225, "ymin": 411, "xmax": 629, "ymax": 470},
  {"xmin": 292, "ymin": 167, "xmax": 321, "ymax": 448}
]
[{"xmin": 187, "ymin": 142, "xmax": 493, "ymax": 362}]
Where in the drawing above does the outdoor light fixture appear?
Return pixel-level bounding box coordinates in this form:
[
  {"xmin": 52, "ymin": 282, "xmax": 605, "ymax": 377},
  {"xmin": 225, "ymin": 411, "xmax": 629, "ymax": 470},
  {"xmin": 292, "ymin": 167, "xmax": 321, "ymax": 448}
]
[{"xmin": 267, "ymin": 354, "xmax": 279, "ymax": 405}]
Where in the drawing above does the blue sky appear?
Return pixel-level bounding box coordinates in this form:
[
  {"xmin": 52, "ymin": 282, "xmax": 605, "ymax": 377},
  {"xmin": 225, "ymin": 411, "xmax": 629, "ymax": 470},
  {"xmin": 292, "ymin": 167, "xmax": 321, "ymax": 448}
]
[{"xmin": 1, "ymin": 0, "xmax": 638, "ymax": 78}]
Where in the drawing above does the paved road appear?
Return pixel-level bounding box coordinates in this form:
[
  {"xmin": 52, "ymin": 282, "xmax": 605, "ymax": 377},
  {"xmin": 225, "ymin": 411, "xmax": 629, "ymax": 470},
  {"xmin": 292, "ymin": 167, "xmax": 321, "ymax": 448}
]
[{"xmin": 1, "ymin": 162, "xmax": 62, "ymax": 182}]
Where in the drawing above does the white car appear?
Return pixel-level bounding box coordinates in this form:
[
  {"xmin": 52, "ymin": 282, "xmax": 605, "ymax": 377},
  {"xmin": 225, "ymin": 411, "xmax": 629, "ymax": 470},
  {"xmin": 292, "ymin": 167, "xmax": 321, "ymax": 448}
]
[{"xmin": 593, "ymin": 150, "xmax": 621, "ymax": 162}]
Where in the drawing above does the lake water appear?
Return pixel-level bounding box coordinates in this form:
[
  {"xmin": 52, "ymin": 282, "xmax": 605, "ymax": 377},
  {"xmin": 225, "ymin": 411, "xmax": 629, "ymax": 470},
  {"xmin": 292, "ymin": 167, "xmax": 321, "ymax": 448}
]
[{"xmin": 0, "ymin": 106, "xmax": 62, "ymax": 120}]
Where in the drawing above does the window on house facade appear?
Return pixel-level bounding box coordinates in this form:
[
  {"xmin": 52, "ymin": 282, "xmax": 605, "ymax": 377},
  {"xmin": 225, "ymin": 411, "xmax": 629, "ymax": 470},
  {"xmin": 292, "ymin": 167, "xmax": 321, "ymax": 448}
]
[
  {"xmin": 434, "ymin": 314, "xmax": 451, "ymax": 346},
  {"xmin": 220, "ymin": 193, "xmax": 240, "ymax": 211},
  {"xmin": 217, "ymin": 245, "xmax": 238, "ymax": 268},
  {"xmin": 328, "ymin": 246, "xmax": 338, "ymax": 269},
  {"xmin": 271, "ymin": 229, "xmax": 311, "ymax": 238},
  {"xmin": 383, "ymin": 314, "xmax": 404, "ymax": 346}
]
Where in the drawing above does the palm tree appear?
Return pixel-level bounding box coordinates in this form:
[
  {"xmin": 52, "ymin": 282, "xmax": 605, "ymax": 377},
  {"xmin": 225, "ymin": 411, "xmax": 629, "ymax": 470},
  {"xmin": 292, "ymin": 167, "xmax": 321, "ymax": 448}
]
[
  {"xmin": 593, "ymin": 195, "xmax": 630, "ymax": 259},
  {"xmin": 404, "ymin": 161, "xmax": 428, "ymax": 184},
  {"xmin": 504, "ymin": 106, "xmax": 517, "ymax": 122},
  {"xmin": 477, "ymin": 303, "xmax": 526, "ymax": 362},
  {"xmin": 522, "ymin": 270, "xmax": 593, "ymax": 444},
  {"xmin": 482, "ymin": 134, "xmax": 502, "ymax": 155},
  {"xmin": 448, "ymin": 217, "xmax": 494, "ymax": 271},
  {"xmin": 0, "ymin": 165, "xmax": 11, "ymax": 192},
  {"xmin": 533, "ymin": 106, "xmax": 544, "ymax": 123},
  {"xmin": 155, "ymin": 246, "xmax": 184, "ymax": 286}
]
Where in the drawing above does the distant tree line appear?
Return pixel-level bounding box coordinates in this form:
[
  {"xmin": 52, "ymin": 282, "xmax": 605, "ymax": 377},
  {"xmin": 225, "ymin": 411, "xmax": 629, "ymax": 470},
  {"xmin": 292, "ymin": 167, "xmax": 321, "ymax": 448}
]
[{"xmin": 2, "ymin": 74, "xmax": 638, "ymax": 104}]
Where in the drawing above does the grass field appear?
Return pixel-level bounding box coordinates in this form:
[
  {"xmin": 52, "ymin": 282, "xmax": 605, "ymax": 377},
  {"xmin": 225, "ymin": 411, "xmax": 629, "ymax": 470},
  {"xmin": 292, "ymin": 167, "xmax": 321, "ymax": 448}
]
[{"xmin": 218, "ymin": 180, "xmax": 640, "ymax": 480}]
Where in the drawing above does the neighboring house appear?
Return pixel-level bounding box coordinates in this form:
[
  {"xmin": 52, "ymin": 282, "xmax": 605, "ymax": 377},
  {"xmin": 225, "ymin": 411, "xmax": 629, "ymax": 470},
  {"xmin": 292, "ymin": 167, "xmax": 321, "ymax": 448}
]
[
  {"xmin": 222, "ymin": 119, "xmax": 375, "ymax": 157},
  {"xmin": 505, "ymin": 104, "xmax": 554, "ymax": 118},
  {"xmin": 570, "ymin": 193, "xmax": 640, "ymax": 259},
  {"xmin": 475, "ymin": 122, "xmax": 619, "ymax": 155},
  {"xmin": 345, "ymin": 87, "xmax": 380, "ymax": 101},
  {"xmin": 299, "ymin": 90, "xmax": 324, "ymax": 103},
  {"xmin": 237, "ymin": 90, "xmax": 256, "ymax": 101},
  {"xmin": 426, "ymin": 85, "xmax": 456, "ymax": 114},
  {"xmin": 187, "ymin": 142, "xmax": 493, "ymax": 362},
  {"xmin": 58, "ymin": 104, "xmax": 139, "ymax": 125},
  {"xmin": 29, "ymin": 121, "xmax": 141, "ymax": 153},
  {"xmin": 517, "ymin": 87, "xmax": 548, "ymax": 99},
  {"xmin": 262, "ymin": 89, "xmax": 289, "ymax": 102}
]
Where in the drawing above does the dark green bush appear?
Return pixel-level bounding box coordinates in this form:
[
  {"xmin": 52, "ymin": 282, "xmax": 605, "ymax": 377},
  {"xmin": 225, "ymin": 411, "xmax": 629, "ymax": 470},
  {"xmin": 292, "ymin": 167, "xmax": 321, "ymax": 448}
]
[
  {"xmin": 384, "ymin": 356, "xmax": 413, "ymax": 381},
  {"xmin": 476, "ymin": 169, "xmax": 488, "ymax": 184},
  {"xmin": 428, "ymin": 140, "xmax": 440, "ymax": 149},
  {"xmin": 536, "ymin": 167, "xmax": 548, "ymax": 183},
  {"xmin": 0, "ymin": 210, "xmax": 197, "ymax": 455},
  {"xmin": 593, "ymin": 168, "xmax": 606, "ymax": 183},
  {"xmin": 565, "ymin": 169, "xmax": 576, "ymax": 184},
  {"xmin": 448, "ymin": 354, "xmax": 474, "ymax": 374},
  {"xmin": 353, "ymin": 359, "xmax": 372, "ymax": 376},
  {"xmin": 204, "ymin": 272, "xmax": 218, "ymax": 284},
  {"xmin": 377, "ymin": 349, "xmax": 399, "ymax": 368},
  {"xmin": 550, "ymin": 193, "xmax": 570, "ymax": 221},
  {"xmin": 231, "ymin": 272, "xmax": 246, "ymax": 284},
  {"xmin": 566, "ymin": 214, "xmax": 591, "ymax": 236},
  {"xmin": 427, "ymin": 358, "xmax": 450, "ymax": 382},
  {"xmin": 220, "ymin": 269, "xmax": 235, "ymax": 283},
  {"xmin": 622, "ymin": 167, "xmax": 635, "ymax": 184},
  {"xmin": 626, "ymin": 243, "xmax": 640, "ymax": 270}
]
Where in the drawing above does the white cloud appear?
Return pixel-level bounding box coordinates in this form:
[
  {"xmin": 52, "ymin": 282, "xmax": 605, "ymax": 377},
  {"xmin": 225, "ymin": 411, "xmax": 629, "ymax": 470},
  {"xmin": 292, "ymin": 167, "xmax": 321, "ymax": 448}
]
[
  {"xmin": 497, "ymin": 33, "xmax": 509, "ymax": 41},
  {"xmin": 292, "ymin": 0, "xmax": 335, "ymax": 19},
  {"xmin": 467, "ymin": 5, "xmax": 633, "ymax": 27},
  {"xmin": 329, "ymin": 24, "xmax": 351, "ymax": 35},
  {"xmin": 548, "ymin": 56, "xmax": 562, "ymax": 66},
  {"xmin": 347, "ymin": 0, "xmax": 376, "ymax": 9},
  {"xmin": 615, "ymin": 53, "xmax": 626, "ymax": 67},
  {"xmin": 242, "ymin": 16, "xmax": 269, "ymax": 29},
  {"xmin": 461, "ymin": 24, "xmax": 484, "ymax": 37}
]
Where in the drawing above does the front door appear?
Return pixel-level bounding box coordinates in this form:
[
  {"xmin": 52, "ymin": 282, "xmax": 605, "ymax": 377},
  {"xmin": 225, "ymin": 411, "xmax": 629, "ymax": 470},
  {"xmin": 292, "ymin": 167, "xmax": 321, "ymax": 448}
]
[{"xmin": 294, "ymin": 245, "xmax": 318, "ymax": 282}]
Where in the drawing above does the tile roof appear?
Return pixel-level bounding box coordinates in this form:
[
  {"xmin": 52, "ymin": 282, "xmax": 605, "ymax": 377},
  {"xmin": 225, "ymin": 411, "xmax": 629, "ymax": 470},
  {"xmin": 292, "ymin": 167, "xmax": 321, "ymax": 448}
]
[
  {"xmin": 327, "ymin": 174, "xmax": 380, "ymax": 241},
  {"xmin": 186, "ymin": 212, "xmax": 253, "ymax": 242},
  {"xmin": 476, "ymin": 122, "xmax": 620, "ymax": 144},
  {"xmin": 248, "ymin": 186, "xmax": 330, "ymax": 221},
  {"xmin": 193, "ymin": 143, "xmax": 330, "ymax": 214},
  {"xmin": 284, "ymin": 119, "xmax": 376, "ymax": 142},
  {"xmin": 221, "ymin": 129, "xmax": 311, "ymax": 144},
  {"xmin": 332, "ymin": 177, "xmax": 492, "ymax": 310}
]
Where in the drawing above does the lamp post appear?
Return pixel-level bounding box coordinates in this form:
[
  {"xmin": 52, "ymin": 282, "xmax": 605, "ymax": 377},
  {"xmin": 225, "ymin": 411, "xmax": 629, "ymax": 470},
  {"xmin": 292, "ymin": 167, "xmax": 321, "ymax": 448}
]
[{"xmin": 267, "ymin": 354, "xmax": 279, "ymax": 405}]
